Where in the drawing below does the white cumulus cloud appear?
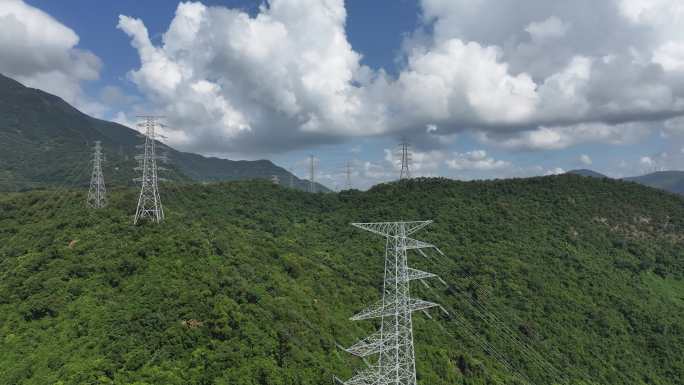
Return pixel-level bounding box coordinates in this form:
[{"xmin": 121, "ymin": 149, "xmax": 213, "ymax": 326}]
[
  {"xmin": 0, "ymin": 0, "xmax": 103, "ymax": 115},
  {"xmin": 544, "ymin": 167, "xmax": 566, "ymax": 175},
  {"xmin": 117, "ymin": 0, "xmax": 379, "ymax": 156},
  {"xmin": 445, "ymin": 150, "xmax": 510, "ymax": 171},
  {"xmin": 653, "ymin": 41, "xmax": 684, "ymax": 71},
  {"xmin": 525, "ymin": 16, "xmax": 570, "ymax": 43},
  {"xmin": 111, "ymin": 0, "xmax": 684, "ymax": 157},
  {"xmin": 477, "ymin": 122, "xmax": 651, "ymax": 151},
  {"xmin": 579, "ymin": 154, "xmax": 593, "ymax": 166},
  {"xmin": 639, "ymin": 156, "xmax": 657, "ymax": 172}
]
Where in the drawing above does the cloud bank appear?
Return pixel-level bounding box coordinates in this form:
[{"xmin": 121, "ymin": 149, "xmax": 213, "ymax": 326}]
[
  {"xmin": 0, "ymin": 0, "xmax": 103, "ymax": 115},
  {"xmin": 114, "ymin": 0, "xmax": 684, "ymax": 156},
  {"xmin": 2, "ymin": 0, "xmax": 683, "ymax": 161}
]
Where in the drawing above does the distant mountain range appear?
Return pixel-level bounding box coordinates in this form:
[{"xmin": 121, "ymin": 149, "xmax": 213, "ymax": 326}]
[
  {"xmin": 624, "ymin": 171, "xmax": 684, "ymax": 195},
  {"xmin": 0, "ymin": 73, "xmax": 327, "ymax": 192},
  {"xmin": 566, "ymin": 169, "xmax": 609, "ymax": 179},
  {"xmin": 5, "ymin": 70, "xmax": 683, "ymax": 197},
  {"xmin": 567, "ymin": 169, "xmax": 684, "ymax": 195}
]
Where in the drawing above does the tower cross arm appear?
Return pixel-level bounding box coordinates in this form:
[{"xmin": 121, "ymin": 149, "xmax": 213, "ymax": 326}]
[
  {"xmin": 403, "ymin": 220, "xmax": 432, "ymax": 235},
  {"xmin": 405, "ymin": 268, "xmax": 437, "ymax": 282},
  {"xmin": 345, "ymin": 330, "xmax": 397, "ymax": 357},
  {"xmin": 350, "ymin": 298, "xmax": 439, "ymax": 321},
  {"xmin": 349, "ymin": 300, "xmax": 386, "ymax": 321},
  {"xmin": 336, "ymin": 368, "xmax": 383, "ymax": 385},
  {"xmin": 403, "ymin": 237, "xmax": 439, "ymax": 250},
  {"xmin": 351, "ymin": 221, "xmax": 433, "ymax": 237}
]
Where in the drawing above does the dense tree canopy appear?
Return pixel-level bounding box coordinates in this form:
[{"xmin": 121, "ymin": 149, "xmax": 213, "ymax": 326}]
[{"xmin": 0, "ymin": 175, "xmax": 682, "ymax": 384}]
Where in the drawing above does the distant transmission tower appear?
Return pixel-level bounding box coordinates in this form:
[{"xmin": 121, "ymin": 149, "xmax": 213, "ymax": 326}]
[
  {"xmin": 345, "ymin": 161, "xmax": 353, "ymax": 190},
  {"xmin": 399, "ymin": 140, "xmax": 412, "ymax": 180},
  {"xmin": 86, "ymin": 141, "xmax": 107, "ymax": 209},
  {"xmin": 133, "ymin": 116, "xmax": 165, "ymax": 224},
  {"xmin": 336, "ymin": 221, "xmax": 445, "ymax": 385},
  {"xmin": 309, "ymin": 155, "xmax": 316, "ymax": 193},
  {"xmin": 289, "ymin": 167, "xmax": 295, "ymax": 189},
  {"xmin": 271, "ymin": 175, "xmax": 280, "ymax": 185}
]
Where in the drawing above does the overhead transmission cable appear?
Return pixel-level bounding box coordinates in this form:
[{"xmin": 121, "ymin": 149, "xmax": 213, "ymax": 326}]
[{"xmin": 414, "ymin": 247, "xmax": 572, "ymax": 385}]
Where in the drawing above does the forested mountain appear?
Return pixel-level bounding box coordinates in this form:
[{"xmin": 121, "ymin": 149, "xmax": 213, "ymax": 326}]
[
  {"xmin": 568, "ymin": 169, "xmax": 684, "ymax": 195},
  {"xmin": 624, "ymin": 171, "xmax": 684, "ymax": 195},
  {"xmin": 0, "ymin": 73, "xmax": 326, "ymax": 192},
  {"xmin": 566, "ymin": 169, "xmax": 608, "ymax": 179},
  {"xmin": 0, "ymin": 175, "xmax": 682, "ymax": 384}
]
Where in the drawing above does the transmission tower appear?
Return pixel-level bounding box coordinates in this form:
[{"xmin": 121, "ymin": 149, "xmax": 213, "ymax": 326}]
[
  {"xmin": 271, "ymin": 175, "xmax": 280, "ymax": 185},
  {"xmin": 133, "ymin": 116, "xmax": 165, "ymax": 224},
  {"xmin": 309, "ymin": 155, "xmax": 316, "ymax": 193},
  {"xmin": 289, "ymin": 167, "xmax": 295, "ymax": 189},
  {"xmin": 336, "ymin": 221, "xmax": 445, "ymax": 385},
  {"xmin": 345, "ymin": 161, "xmax": 353, "ymax": 190},
  {"xmin": 399, "ymin": 140, "xmax": 412, "ymax": 180},
  {"xmin": 86, "ymin": 140, "xmax": 107, "ymax": 209}
]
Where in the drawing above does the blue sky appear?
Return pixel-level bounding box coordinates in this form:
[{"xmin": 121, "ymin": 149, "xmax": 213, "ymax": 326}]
[
  {"xmin": 4, "ymin": 0, "xmax": 684, "ymax": 189},
  {"xmin": 26, "ymin": 0, "xmax": 419, "ymax": 94}
]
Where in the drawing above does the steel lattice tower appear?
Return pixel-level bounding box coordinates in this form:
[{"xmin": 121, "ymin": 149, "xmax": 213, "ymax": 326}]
[
  {"xmin": 309, "ymin": 155, "xmax": 316, "ymax": 193},
  {"xmin": 345, "ymin": 161, "xmax": 353, "ymax": 190},
  {"xmin": 133, "ymin": 116, "xmax": 165, "ymax": 224},
  {"xmin": 87, "ymin": 141, "xmax": 107, "ymax": 209},
  {"xmin": 399, "ymin": 141, "xmax": 412, "ymax": 180},
  {"xmin": 289, "ymin": 167, "xmax": 295, "ymax": 189},
  {"xmin": 337, "ymin": 221, "xmax": 444, "ymax": 385}
]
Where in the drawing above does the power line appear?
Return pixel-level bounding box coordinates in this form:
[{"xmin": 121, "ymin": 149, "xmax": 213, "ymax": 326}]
[
  {"xmin": 133, "ymin": 116, "xmax": 165, "ymax": 224},
  {"xmin": 336, "ymin": 221, "xmax": 446, "ymax": 385},
  {"xmin": 86, "ymin": 141, "xmax": 106, "ymax": 209},
  {"xmin": 415, "ymin": 248, "xmax": 572, "ymax": 385}
]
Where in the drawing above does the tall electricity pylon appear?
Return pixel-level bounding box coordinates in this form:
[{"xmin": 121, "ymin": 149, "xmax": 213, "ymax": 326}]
[
  {"xmin": 309, "ymin": 155, "xmax": 316, "ymax": 193},
  {"xmin": 399, "ymin": 140, "xmax": 412, "ymax": 180},
  {"xmin": 345, "ymin": 161, "xmax": 353, "ymax": 190},
  {"xmin": 337, "ymin": 221, "xmax": 445, "ymax": 385},
  {"xmin": 289, "ymin": 167, "xmax": 295, "ymax": 189},
  {"xmin": 86, "ymin": 140, "xmax": 107, "ymax": 209},
  {"xmin": 133, "ymin": 116, "xmax": 165, "ymax": 224}
]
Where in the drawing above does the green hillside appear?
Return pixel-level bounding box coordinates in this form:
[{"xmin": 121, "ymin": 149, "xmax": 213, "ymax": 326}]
[
  {"xmin": 566, "ymin": 169, "xmax": 608, "ymax": 179},
  {"xmin": 624, "ymin": 171, "xmax": 684, "ymax": 195},
  {"xmin": 1, "ymin": 176, "xmax": 683, "ymax": 384},
  {"xmin": 0, "ymin": 73, "xmax": 325, "ymax": 192}
]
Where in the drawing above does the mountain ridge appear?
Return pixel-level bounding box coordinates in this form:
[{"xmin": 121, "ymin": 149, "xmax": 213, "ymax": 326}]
[
  {"xmin": 567, "ymin": 168, "xmax": 684, "ymax": 195},
  {"xmin": 0, "ymin": 73, "xmax": 328, "ymax": 192},
  {"xmin": 566, "ymin": 169, "xmax": 609, "ymax": 179},
  {"xmin": 624, "ymin": 170, "xmax": 684, "ymax": 195},
  {"xmin": 1, "ymin": 176, "xmax": 682, "ymax": 384}
]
